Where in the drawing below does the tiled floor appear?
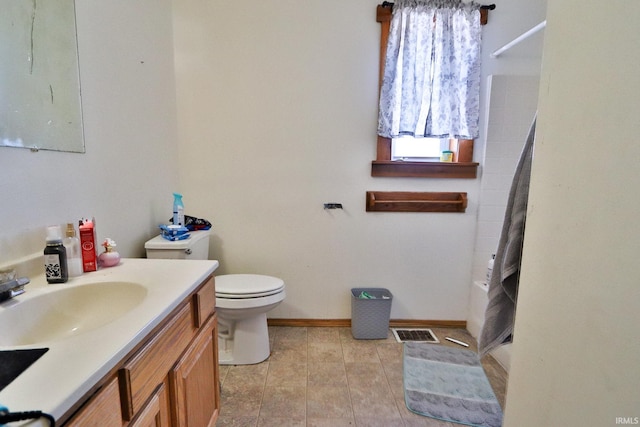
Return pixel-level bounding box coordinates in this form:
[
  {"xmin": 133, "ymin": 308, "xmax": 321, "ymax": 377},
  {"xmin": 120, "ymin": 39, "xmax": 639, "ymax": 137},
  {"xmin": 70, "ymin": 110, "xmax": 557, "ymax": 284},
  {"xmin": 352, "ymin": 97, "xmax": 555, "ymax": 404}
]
[{"xmin": 216, "ymin": 327, "xmax": 507, "ymax": 427}]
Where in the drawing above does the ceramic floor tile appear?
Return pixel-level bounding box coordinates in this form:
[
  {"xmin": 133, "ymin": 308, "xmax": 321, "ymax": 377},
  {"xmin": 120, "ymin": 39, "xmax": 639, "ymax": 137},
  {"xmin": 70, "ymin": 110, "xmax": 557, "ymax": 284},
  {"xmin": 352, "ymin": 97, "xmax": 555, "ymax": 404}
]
[
  {"xmin": 376, "ymin": 342, "xmax": 404, "ymax": 363},
  {"xmin": 342, "ymin": 342, "xmax": 381, "ymax": 363},
  {"xmin": 215, "ymin": 415, "xmax": 258, "ymax": 426},
  {"xmin": 308, "ymin": 362, "xmax": 348, "ymax": 386},
  {"xmin": 257, "ymin": 416, "xmax": 306, "ymax": 427},
  {"xmin": 307, "ymin": 327, "xmax": 341, "ymax": 342},
  {"xmin": 219, "ymin": 382, "xmax": 264, "ymax": 418},
  {"xmin": 269, "ymin": 339, "xmax": 307, "ymax": 362},
  {"xmin": 265, "ymin": 361, "xmax": 307, "ymax": 387},
  {"xmin": 273, "ymin": 326, "xmax": 308, "ymax": 342},
  {"xmin": 308, "ymin": 341, "xmax": 344, "ymax": 362},
  {"xmin": 354, "ymin": 417, "xmax": 405, "ymax": 427},
  {"xmin": 482, "ymin": 356, "xmax": 508, "ymax": 408},
  {"xmin": 218, "ymin": 364, "xmax": 231, "ymax": 381},
  {"xmin": 383, "ymin": 361, "xmax": 405, "ymax": 400},
  {"xmin": 307, "ymin": 418, "xmax": 356, "ymax": 427},
  {"xmin": 224, "ymin": 362, "xmax": 269, "ymax": 385},
  {"xmin": 216, "ymin": 326, "xmax": 508, "ymax": 427},
  {"xmin": 338, "ymin": 327, "xmax": 357, "ymax": 342},
  {"xmin": 259, "ymin": 386, "xmax": 306, "ymax": 418},
  {"xmin": 349, "ymin": 384, "xmax": 401, "ymax": 418},
  {"xmin": 307, "ymin": 385, "xmax": 353, "ymax": 418},
  {"xmin": 344, "ymin": 362, "xmax": 389, "ymax": 388}
]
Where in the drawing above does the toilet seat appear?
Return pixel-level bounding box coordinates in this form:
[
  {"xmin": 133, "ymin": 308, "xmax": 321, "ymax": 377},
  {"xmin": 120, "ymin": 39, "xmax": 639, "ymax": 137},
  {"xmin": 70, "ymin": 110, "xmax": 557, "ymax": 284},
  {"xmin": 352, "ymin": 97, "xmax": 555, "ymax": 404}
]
[{"xmin": 216, "ymin": 274, "xmax": 285, "ymax": 299}]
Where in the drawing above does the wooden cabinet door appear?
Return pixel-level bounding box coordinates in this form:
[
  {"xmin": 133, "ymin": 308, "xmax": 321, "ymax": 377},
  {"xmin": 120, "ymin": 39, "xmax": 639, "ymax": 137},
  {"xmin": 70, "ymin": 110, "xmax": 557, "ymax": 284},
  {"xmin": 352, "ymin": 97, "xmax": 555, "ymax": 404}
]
[
  {"xmin": 129, "ymin": 383, "xmax": 170, "ymax": 427},
  {"xmin": 170, "ymin": 314, "xmax": 219, "ymax": 427},
  {"xmin": 64, "ymin": 377, "xmax": 121, "ymax": 427}
]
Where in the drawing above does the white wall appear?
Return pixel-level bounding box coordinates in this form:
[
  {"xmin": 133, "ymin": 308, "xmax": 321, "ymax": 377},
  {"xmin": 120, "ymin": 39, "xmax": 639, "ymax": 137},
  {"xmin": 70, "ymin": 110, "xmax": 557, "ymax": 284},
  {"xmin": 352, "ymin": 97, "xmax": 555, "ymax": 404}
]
[
  {"xmin": 173, "ymin": 0, "xmax": 547, "ymax": 321},
  {"xmin": 504, "ymin": 1, "xmax": 640, "ymax": 425},
  {"xmin": 0, "ymin": 0, "xmax": 179, "ymax": 262},
  {"xmin": 0, "ymin": 0, "xmax": 548, "ymax": 323}
]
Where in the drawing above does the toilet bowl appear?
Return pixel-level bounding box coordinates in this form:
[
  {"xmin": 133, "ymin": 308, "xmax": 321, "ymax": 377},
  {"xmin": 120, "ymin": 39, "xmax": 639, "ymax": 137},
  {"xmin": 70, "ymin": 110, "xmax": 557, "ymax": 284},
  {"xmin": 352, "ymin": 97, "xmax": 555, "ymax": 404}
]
[
  {"xmin": 215, "ymin": 274, "xmax": 285, "ymax": 365},
  {"xmin": 144, "ymin": 230, "xmax": 285, "ymax": 365}
]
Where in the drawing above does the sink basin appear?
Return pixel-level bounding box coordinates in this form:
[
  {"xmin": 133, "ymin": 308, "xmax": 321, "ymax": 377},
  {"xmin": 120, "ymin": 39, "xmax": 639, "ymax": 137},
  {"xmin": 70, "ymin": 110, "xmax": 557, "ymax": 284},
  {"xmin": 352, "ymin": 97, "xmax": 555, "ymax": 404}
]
[{"xmin": 0, "ymin": 282, "xmax": 147, "ymax": 346}]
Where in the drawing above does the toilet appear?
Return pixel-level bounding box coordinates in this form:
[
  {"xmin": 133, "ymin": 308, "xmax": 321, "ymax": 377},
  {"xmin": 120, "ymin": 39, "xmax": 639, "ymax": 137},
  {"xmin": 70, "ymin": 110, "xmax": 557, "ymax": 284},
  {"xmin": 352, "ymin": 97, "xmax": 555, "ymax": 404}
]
[
  {"xmin": 144, "ymin": 230, "xmax": 286, "ymax": 365},
  {"xmin": 215, "ymin": 274, "xmax": 285, "ymax": 365}
]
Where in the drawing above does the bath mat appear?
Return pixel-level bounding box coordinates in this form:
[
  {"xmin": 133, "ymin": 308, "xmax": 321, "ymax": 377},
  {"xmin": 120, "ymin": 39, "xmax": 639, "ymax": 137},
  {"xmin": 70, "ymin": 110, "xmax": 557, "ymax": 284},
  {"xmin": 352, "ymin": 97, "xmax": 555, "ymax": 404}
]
[
  {"xmin": 392, "ymin": 328, "xmax": 439, "ymax": 343},
  {"xmin": 403, "ymin": 342, "xmax": 502, "ymax": 427}
]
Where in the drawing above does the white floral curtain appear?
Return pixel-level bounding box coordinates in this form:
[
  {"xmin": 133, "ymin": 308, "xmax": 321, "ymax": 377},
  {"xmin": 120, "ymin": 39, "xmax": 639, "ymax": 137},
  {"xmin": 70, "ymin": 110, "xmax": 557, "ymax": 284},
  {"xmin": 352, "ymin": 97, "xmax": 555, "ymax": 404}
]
[{"xmin": 377, "ymin": 0, "xmax": 482, "ymax": 140}]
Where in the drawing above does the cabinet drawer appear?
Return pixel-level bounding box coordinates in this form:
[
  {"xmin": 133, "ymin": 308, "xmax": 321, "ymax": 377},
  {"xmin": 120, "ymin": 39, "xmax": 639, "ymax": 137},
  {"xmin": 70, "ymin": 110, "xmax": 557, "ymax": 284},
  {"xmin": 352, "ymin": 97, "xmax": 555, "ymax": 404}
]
[
  {"xmin": 194, "ymin": 276, "xmax": 216, "ymax": 327},
  {"xmin": 119, "ymin": 302, "xmax": 197, "ymax": 420}
]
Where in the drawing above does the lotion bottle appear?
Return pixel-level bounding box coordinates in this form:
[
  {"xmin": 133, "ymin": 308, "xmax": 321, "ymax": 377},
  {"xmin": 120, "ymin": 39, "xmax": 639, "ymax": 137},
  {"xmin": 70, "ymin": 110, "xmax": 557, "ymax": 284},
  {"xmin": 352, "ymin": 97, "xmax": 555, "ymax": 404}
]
[
  {"xmin": 44, "ymin": 225, "xmax": 68, "ymax": 284},
  {"xmin": 64, "ymin": 223, "xmax": 83, "ymax": 277}
]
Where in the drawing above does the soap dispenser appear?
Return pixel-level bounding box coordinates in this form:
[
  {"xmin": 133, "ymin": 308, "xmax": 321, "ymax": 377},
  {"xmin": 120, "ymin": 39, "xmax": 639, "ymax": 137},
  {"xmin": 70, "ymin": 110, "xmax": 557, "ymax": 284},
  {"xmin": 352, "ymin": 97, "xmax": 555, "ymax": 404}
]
[{"xmin": 44, "ymin": 225, "xmax": 68, "ymax": 283}]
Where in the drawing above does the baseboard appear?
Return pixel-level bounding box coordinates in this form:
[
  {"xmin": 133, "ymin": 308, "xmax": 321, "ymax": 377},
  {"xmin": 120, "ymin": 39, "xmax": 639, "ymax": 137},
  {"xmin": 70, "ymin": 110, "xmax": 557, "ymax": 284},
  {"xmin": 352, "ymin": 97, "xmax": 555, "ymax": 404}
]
[{"xmin": 267, "ymin": 318, "xmax": 467, "ymax": 328}]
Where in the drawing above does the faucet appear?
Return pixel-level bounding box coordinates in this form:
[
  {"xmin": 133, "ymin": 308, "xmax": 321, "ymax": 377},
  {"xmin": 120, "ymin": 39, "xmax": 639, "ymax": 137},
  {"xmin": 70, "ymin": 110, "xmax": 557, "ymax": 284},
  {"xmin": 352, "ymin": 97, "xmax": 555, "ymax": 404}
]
[{"xmin": 0, "ymin": 277, "xmax": 30, "ymax": 302}]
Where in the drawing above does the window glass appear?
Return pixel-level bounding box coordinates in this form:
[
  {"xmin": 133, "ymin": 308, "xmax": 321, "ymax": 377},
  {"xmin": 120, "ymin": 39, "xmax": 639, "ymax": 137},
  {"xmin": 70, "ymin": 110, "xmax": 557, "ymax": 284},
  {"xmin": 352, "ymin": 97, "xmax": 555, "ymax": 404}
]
[{"xmin": 391, "ymin": 137, "xmax": 449, "ymax": 162}]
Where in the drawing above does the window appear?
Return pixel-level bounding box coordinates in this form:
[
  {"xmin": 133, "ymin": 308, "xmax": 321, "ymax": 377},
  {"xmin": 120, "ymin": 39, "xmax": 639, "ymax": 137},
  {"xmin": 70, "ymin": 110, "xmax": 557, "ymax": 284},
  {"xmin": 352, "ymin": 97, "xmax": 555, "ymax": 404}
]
[
  {"xmin": 371, "ymin": 3, "xmax": 488, "ymax": 179},
  {"xmin": 391, "ymin": 137, "xmax": 449, "ymax": 162}
]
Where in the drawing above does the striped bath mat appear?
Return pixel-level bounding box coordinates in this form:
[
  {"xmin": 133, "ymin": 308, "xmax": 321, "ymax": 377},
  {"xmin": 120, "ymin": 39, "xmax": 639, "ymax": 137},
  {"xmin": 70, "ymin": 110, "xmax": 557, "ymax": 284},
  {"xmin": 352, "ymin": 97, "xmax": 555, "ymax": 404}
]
[{"xmin": 403, "ymin": 342, "xmax": 503, "ymax": 427}]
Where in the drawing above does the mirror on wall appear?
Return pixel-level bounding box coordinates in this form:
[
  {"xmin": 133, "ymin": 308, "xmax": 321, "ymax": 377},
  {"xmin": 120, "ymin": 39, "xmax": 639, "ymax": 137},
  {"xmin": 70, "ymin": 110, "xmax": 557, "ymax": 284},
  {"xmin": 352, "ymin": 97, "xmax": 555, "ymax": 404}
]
[{"xmin": 0, "ymin": 0, "xmax": 84, "ymax": 153}]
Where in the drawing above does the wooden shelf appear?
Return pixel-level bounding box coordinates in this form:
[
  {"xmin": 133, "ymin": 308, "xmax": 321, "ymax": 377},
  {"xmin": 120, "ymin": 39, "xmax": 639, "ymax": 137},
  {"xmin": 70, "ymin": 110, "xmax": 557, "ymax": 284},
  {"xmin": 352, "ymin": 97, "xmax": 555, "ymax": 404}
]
[
  {"xmin": 366, "ymin": 191, "xmax": 468, "ymax": 213},
  {"xmin": 371, "ymin": 161, "xmax": 478, "ymax": 178}
]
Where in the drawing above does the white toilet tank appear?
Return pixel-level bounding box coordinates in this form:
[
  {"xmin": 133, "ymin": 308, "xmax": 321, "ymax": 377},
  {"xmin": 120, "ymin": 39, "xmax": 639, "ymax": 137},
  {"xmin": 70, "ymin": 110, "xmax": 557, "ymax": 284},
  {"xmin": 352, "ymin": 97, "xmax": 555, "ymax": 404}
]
[{"xmin": 145, "ymin": 230, "xmax": 211, "ymax": 260}]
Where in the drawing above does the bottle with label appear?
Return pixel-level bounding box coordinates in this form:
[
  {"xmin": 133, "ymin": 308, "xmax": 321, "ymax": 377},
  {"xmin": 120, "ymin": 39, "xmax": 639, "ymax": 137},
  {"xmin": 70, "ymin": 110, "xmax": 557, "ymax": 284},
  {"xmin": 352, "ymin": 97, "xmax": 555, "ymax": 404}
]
[
  {"xmin": 44, "ymin": 225, "xmax": 68, "ymax": 284},
  {"xmin": 79, "ymin": 218, "xmax": 98, "ymax": 272},
  {"xmin": 173, "ymin": 193, "xmax": 185, "ymax": 226},
  {"xmin": 486, "ymin": 253, "xmax": 495, "ymax": 285},
  {"xmin": 64, "ymin": 223, "xmax": 83, "ymax": 277}
]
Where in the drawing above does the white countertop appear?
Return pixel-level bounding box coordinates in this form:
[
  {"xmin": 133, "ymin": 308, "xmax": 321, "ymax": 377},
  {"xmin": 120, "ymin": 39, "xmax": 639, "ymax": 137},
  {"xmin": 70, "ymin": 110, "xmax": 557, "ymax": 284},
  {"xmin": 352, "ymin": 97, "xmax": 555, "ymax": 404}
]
[{"xmin": 0, "ymin": 258, "xmax": 219, "ymax": 426}]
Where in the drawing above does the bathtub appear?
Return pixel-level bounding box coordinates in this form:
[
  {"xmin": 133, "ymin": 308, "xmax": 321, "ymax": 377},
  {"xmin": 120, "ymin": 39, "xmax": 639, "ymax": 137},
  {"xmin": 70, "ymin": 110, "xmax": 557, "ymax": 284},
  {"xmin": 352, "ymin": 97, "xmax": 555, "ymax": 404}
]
[{"xmin": 467, "ymin": 280, "xmax": 512, "ymax": 371}]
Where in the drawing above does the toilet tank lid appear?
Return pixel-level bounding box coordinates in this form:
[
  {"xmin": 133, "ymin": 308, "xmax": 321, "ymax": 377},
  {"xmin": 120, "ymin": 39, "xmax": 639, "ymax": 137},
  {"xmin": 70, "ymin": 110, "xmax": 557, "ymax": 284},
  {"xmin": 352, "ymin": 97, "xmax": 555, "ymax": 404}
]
[{"xmin": 144, "ymin": 229, "xmax": 211, "ymax": 250}]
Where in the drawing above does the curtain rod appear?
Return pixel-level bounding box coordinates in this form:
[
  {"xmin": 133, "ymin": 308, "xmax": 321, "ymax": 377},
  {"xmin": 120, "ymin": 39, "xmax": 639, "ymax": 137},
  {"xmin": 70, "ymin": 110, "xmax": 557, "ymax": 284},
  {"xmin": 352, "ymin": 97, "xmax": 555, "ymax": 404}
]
[
  {"xmin": 380, "ymin": 2, "xmax": 496, "ymax": 9},
  {"xmin": 490, "ymin": 20, "xmax": 546, "ymax": 58}
]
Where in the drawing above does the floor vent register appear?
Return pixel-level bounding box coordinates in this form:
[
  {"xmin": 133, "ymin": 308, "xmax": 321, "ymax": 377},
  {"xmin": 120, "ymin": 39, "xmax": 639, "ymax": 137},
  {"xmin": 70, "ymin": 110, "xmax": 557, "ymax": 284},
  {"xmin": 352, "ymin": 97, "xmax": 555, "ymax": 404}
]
[{"xmin": 391, "ymin": 328, "xmax": 439, "ymax": 343}]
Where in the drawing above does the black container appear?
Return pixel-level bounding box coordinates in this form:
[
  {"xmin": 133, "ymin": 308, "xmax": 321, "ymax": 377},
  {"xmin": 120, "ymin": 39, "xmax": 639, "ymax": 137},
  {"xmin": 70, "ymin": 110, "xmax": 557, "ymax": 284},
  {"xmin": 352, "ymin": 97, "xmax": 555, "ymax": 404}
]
[{"xmin": 44, "ymin": 226, "xmax": 68, "ymax": 284}]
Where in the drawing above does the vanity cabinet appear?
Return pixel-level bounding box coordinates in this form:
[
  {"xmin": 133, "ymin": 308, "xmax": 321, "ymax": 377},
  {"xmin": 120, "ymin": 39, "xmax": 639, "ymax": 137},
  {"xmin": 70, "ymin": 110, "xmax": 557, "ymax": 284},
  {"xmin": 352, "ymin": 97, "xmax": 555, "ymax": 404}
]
[{"xmin": 62, "ymin": 276, "xmax": 219, "ymax": 427}]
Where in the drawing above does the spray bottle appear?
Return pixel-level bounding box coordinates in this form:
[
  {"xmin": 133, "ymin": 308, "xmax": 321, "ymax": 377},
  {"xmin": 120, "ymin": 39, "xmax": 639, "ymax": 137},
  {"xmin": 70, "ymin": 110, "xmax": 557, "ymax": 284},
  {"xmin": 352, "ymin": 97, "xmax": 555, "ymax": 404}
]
[{"xmin": 173, "ymin": 193, "xmax": 185, "ymax": 226}]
